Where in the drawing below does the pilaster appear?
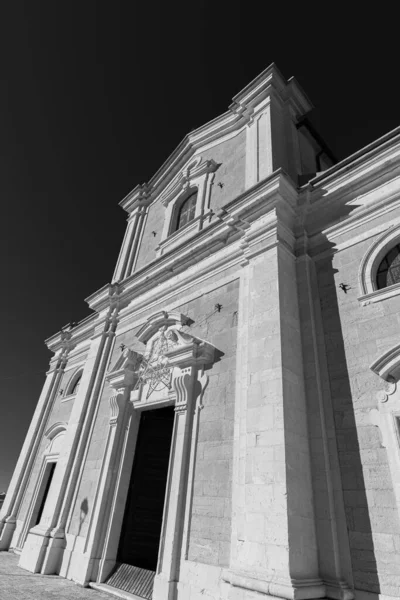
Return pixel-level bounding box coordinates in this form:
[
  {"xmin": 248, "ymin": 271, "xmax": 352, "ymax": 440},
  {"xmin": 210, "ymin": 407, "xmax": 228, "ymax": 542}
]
[
  {"xmin": 225, "ymin": 231, "xmax": 323, "ymax": 599},
  {"xmin": 245, "ymin": 91, "xmax": 302, "ymax": 190},
  {"xmin": 71, "ymin": 349, "xmax": 142, "ymax": 584},
  {"xmin": 152, "ymin": 337, "xmax": 214, "ymax": 600},
  {"xmin": 296, "ymin": 252, "xmax": 354, "ymax": 599},
  {"xmin": 112, "ymin": 184, "xmax": 151, "ymax": 282},
  {"xmin": 19, "ymin": 305, "xmax": 120, "ymax": 575},
  {"xmin": 0, "ymin": 338, "xmax": 70, "ymax": 551}
]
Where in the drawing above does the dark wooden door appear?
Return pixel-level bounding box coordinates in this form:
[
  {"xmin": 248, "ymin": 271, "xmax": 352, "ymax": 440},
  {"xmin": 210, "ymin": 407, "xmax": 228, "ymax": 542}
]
[
  {"xmin": 35, "ymin": 462, "xmax": 56, "ymax": 526},
  {"xmin": 118, "ymin": 406, "xmax": 175, "ymax": 571}
]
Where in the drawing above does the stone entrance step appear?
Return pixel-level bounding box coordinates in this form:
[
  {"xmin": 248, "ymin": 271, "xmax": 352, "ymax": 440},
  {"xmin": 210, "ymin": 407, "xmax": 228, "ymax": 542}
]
[{"xmin": 105, "ymin": 563, "xmax": 155, "ymax": 599}]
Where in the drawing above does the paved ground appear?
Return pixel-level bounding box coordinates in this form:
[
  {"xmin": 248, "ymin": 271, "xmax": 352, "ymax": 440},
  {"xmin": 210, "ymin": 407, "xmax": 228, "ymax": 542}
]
[{"xmin": 0, "ymin": 552, "xmax": 112, "ymax": 600}]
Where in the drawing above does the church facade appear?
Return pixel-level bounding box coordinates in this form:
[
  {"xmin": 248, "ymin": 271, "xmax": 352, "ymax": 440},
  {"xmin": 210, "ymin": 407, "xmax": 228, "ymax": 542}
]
[{"xmin": 2, "ymin": 64, "xmax": 400, "ymax": 600}]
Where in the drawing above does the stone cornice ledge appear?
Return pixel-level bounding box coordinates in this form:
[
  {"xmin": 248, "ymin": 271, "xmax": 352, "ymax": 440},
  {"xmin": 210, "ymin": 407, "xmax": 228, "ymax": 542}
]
[
  {"xmin": 119, "ymin": 64, "xmax": 309, "ymax": 209},
  {"xmin": 165, "ymin": 338, "xmax": 214, "ymax": 369},
  {"xmin": 87, "ymin": 171, "xmax": 296, "ymax": 313},
  {"xmin": 222, "ymin": 570, "xmax": 326, "ymax": 600},
  {"xmin": 358, "ymin": 281, "xmax": 400, "ymax": 306}
]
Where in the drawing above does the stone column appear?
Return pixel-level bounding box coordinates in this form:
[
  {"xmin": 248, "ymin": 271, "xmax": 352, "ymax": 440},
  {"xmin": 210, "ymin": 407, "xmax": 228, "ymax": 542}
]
[
  {"xmin": 0, "ymin": 342, "xmax": 69, "ymax": 550},
  {"xmin": 153, "ymin": 339, "xmax": 214, "ymax": 600}
]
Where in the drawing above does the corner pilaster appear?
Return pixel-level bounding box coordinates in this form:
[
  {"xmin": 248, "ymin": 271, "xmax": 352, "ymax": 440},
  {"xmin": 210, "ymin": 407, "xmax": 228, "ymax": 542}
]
[
  {"xmin": 225, "ymin": 231, "xmax": 323, "ymax": 599},
  {"xmin": 19, "ymin": 302, "xmax": 121, "ymax": 575},
  {"xmin": 0, "ymin": 335, "xmax": 71, "ymax": 551}
]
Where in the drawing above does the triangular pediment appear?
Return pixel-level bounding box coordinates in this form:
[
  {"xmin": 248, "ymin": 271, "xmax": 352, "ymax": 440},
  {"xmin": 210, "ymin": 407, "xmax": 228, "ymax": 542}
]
[{"xmin": 119, "ymin": 63, "xmax": 312, "ymax": 215}]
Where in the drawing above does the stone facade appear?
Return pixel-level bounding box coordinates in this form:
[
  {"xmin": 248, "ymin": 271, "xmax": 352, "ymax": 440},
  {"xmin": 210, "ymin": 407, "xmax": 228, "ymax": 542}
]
[{"xmin": 2, "ymin": 63, "xmax": 400, "ymax": 600}]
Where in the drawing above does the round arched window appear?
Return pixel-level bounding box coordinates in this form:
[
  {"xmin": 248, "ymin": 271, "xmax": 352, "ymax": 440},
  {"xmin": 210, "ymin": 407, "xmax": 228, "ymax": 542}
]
[
  {"xmin": 68, "ymin": 372, "xmax": 82, "ymax": 396},
  {"xmin": 376, "ymin": 244, "xmax": 400, "ymax": 289},
  {"xmin": 176, "ymin": 191, "xmax": 197, "ymax": 231}
]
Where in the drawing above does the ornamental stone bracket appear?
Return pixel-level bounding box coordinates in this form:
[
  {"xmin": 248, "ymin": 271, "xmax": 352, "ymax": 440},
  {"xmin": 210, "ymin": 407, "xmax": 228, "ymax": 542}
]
[
  {"xmin": 106, "ymin": 348, "xmax": 143, "ymax": 391},
  {"xmin": 158, "ymin": 156, "xmax": 220, "ymax": 208},
  {"xmin": 106, "ymin": 348, "xmax": 143, "ymax": 424}
]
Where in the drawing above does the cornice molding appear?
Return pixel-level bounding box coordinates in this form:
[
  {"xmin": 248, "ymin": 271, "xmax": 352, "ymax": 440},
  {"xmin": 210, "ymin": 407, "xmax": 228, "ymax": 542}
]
[
  {"xmin": 159, "ymin": 157, "xmax": 219, "ymax": 207},
  {"xmin": 118, "ymin": 64, "xmax": 309, "ymax": 214},
  {"xmin": 119, "ymin": 184, "xmax": 152, "ymax": 215},
  {"xmin": 306, "ymin": 125, "xmax": 400, "ymax": 190},
  {"xmin": 45, "ymin": 422, "xmax": 67, "ymax": 439},
  {"xmin": 230, "ymin": 63, "xmax": 312, "ymax": 121},
  {"xmin": 86, "ymin": 282, "xmax": 126, "ymax": 314},
  {"xmin": 86, "ymin": 171, "xmax": 296, "ymax": 314},
  {"xmin": 136, "ymin": 311, "xmax": 188, "ymax": 344},
  {"xmin": 45, "ymin": 314, "xmax": 96, "ymax": 354}
]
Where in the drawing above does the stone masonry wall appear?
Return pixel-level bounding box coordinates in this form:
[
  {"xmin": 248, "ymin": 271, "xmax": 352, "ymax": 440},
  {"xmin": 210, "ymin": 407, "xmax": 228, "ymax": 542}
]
[
  {"xmin": 134, "ymin": 201, "xmax": 164, "ymax": 272},
  {"xmin": 67, "ymin": 278, "xmax": 239, "ymax": 568},
  {"xmin": 17, "ymin": 367, "xmax": 77, "ymax": 523},
  {"xmin": 134, "ymin": 132, "xmax": 246, "ymax": 273},
  {"xmin": 201, "ymin": 130, "xmax": 246, "ymax": 215},
  {"xmin": 67, "ymin": 328, "xmax": 142, "ymax": 537},
  {"xmin": 316, "ymin": 232, "xmax": 400, "ymax": 596},
  {"xmin": 178, "ymin": 279, "xmax": 239, "ymax": 567}
]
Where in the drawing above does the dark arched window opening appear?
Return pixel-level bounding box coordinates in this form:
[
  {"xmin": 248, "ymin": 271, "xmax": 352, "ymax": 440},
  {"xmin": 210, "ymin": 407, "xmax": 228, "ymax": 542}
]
[
  {"xmin": 69, "ymin": 373, "xmax": 82, "ymax": 395},
  {"xmin": 176, "ymin": 191, "xmax": 197, "ymax": 231},
  {"xmin": 376, "ymin": 244, "xmax": 400, "ymax": 289}
]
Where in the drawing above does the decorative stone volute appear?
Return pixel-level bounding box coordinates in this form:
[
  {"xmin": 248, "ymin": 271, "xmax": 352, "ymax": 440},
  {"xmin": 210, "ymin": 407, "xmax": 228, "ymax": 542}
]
[
  {"xmin": 106, "ymin": 348, "xmax": 143, "ymax": 391},
  {"xmin": 164, "ymin": 330, "xmax": 214, "ymax": 369}
]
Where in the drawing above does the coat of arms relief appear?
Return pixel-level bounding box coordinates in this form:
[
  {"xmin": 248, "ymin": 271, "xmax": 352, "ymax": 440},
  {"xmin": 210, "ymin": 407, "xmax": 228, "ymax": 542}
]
[{"xmin": 107, "ymin": 312, "xmax": 215, "ymax": 408}]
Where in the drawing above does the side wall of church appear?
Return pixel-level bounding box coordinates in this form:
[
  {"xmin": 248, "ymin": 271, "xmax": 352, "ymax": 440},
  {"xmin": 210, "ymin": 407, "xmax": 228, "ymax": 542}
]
[{"xmin": 316, "ymin": 218, "xmax": 400, "ymax": 596}]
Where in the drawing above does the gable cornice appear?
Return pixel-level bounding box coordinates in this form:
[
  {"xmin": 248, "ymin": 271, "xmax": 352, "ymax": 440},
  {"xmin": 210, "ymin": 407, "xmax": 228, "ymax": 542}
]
[{"xmin": 119, "ymin": 63, "xmax": 311, "ymax": 214}]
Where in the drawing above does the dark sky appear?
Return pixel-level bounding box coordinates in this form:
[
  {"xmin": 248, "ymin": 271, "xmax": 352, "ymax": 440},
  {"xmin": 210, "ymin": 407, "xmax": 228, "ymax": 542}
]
[{"xmin": 0, "ymin": 2, "xmax": 397, "ymax": 491}]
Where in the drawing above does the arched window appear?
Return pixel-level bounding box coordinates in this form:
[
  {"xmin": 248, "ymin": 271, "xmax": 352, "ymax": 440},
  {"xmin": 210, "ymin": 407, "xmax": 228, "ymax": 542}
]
[
  {"xmin": 175, "ymin": 191, "xmax": 197, "ymax": 231},
  {"xmin": 376, "ymin": 244, "xmax": 400, "ymax": 289},
  {"xmin": 70, "ymin": 375, "xmax": 81, "ymax": 395},
  {"xmin": 66, "ymin": 370, "xmax": 83, "ymax": 396}
]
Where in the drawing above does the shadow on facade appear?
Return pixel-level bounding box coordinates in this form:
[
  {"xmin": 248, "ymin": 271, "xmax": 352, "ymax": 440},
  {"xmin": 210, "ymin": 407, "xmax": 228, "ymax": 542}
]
[
  {"xmin": 63, "ymin": 497, "xmax": 89, "ymax": 576},
  {"xmin": 317, "ymin": 240, "xmax": 380, "ymax": 596}
]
